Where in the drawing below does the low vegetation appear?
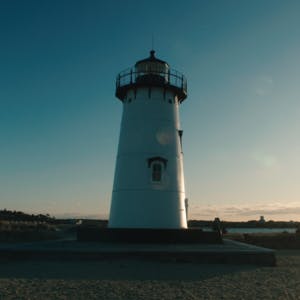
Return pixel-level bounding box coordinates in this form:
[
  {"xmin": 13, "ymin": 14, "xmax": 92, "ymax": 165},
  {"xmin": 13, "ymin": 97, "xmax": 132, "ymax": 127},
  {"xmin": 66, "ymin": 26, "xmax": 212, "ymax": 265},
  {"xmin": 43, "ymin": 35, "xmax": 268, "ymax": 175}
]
[
  {"xmin": 0, "ymin": 210, "xmax": 66, "ymax": 242},
  {"xmin": 225, "ymin": 232, "xmax": 300, "ymax": 249}
]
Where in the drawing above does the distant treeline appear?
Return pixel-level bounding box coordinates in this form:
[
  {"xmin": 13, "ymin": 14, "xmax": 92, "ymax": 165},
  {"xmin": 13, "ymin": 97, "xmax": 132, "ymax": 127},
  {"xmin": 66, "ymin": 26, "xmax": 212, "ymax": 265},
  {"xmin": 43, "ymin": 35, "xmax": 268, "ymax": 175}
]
[
  {"xmin": 188, "ymin": 220, "xmax": 300, "ymax": 229},
  {"xmin": 0, "ymin": 209, "xmax": 56, "ymax": 223},
  {"xmin": 0, "ymin": 209, "xmax": 107, "ymax": 226}
]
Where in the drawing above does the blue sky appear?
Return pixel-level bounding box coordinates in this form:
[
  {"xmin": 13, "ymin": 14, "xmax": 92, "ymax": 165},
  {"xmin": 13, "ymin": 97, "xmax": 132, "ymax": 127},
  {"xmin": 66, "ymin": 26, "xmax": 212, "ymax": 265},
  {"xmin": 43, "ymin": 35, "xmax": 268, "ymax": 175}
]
[{"xmin": 0, "ymin": 0, "xmax": 299, "ymax": 221}]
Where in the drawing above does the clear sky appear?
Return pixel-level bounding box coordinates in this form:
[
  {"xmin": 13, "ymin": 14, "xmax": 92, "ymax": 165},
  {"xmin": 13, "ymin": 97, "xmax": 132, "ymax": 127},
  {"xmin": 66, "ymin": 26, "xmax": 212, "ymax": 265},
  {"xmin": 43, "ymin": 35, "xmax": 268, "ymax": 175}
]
[{"xmin": 0, "ymin": 0, "xmax": 299, "ymax": 221}]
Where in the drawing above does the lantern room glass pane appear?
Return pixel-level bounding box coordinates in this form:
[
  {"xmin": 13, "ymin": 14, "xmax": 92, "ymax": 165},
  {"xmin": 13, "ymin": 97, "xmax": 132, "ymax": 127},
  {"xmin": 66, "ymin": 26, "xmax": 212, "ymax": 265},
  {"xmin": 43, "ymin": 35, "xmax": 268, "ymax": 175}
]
[{"xmin": 136, "ymin": 62, "xmax": 168, "ymax": 73}]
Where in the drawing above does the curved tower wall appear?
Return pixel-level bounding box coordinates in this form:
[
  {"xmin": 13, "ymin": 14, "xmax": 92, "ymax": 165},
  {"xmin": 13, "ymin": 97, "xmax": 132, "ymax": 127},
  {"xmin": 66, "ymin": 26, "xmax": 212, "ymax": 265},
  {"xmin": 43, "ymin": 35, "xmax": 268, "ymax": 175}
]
[{"xmin": 109, "ymin": 85, "xmax": 187, "ymax": 228}]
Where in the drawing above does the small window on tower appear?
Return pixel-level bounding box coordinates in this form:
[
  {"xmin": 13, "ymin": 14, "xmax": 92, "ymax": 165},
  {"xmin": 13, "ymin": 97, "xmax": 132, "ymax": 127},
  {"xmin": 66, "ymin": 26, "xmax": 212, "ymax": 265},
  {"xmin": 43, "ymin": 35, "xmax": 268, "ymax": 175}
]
[
  {"xmin": 147, "ymin": 156, "xmax": 167, "ymax": 183},
  {"xmin": 152, "ymin": 163, "xmax": 162, "ymax": 182}
]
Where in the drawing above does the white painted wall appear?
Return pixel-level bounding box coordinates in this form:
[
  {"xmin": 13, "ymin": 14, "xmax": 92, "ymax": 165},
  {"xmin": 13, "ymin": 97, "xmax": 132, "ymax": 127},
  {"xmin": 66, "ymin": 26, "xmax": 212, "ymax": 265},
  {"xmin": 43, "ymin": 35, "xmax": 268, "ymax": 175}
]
[{"xmin": 108, "ymin": 86, "xmax": 187, "ymax": 228}]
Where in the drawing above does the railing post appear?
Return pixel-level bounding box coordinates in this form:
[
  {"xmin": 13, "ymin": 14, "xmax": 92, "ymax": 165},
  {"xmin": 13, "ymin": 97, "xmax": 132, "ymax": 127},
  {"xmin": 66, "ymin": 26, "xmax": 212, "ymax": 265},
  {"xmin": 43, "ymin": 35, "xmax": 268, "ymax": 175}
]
[
  {"xmin": 130, "ymin": 69, "xmax": 132, "ymax": 84},
  {"xmin": 168, "ymin": 70, "xmax": 170, "ymax": 83}
]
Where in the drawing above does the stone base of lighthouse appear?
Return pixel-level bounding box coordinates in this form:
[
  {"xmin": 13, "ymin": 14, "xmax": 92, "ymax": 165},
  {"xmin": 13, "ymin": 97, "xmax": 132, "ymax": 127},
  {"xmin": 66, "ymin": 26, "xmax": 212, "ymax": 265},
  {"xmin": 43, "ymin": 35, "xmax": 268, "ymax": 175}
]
[{"xmin": 77, "ymin": 227, "xmax": 223, "ymax": 244}]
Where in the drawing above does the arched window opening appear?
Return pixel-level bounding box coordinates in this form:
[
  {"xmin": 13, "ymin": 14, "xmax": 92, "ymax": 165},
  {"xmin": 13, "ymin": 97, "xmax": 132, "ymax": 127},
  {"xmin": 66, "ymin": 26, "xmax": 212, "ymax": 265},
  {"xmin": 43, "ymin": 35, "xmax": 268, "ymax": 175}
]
[{"xmin": 147, "ymin": 156, "xmax": 168, "ymax": 183}]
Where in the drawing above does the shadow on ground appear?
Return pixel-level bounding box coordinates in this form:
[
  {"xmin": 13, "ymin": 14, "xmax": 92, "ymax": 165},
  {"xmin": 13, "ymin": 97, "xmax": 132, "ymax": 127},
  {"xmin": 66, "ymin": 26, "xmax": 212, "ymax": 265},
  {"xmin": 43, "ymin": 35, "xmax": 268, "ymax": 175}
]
[{"xmin": 0, "ymin": 259, "xmax": 259, "ymax": 281}]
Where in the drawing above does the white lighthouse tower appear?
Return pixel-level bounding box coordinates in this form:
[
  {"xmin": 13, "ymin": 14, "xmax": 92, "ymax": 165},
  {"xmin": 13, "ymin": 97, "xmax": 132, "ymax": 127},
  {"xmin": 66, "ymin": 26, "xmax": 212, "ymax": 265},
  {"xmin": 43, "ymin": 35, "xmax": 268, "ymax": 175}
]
[{"xmin": 109, "ymin": 50, "xmax": 188, "ymax": 229}]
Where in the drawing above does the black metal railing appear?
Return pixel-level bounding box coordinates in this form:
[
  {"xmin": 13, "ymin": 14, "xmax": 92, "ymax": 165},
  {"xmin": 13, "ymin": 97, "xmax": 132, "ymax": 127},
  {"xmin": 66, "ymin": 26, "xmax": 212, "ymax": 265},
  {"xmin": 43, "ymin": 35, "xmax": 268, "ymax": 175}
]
[{"xmin": 116, "ymin": 67, "xmax": 187, "ymax": 93}]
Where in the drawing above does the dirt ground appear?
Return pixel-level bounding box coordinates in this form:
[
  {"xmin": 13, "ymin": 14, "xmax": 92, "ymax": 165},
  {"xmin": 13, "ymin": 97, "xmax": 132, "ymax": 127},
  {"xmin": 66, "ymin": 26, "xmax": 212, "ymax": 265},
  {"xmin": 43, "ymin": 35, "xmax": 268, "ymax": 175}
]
[{"xmin": 0, "ymin": 250, "xmax": 299, "ymax": 300}]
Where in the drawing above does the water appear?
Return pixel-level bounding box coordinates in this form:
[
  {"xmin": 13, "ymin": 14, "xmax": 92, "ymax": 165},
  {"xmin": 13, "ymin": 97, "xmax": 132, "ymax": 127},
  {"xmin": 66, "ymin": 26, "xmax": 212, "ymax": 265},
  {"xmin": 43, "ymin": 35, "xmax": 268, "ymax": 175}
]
[
  {"xmin": 202, "ymin": 227, "xmax": 296, "ymax": 234},
  {"xmin": 227, "ymin": 227, "xmax": 296, "ymax": 234}
]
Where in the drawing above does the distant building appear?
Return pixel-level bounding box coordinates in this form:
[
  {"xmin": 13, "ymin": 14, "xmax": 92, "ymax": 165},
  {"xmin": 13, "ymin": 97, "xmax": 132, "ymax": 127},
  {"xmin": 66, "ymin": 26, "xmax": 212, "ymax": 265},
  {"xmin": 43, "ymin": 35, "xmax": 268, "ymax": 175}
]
[{"xmin": 259, "ymin": 216, "xmax": 266, "ymax": 223}]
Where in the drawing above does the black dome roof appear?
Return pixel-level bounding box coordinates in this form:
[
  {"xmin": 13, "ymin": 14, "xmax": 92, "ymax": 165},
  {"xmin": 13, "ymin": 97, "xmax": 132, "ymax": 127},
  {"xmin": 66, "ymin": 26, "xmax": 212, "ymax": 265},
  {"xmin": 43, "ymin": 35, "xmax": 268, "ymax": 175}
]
[{"xmin": 135, "ymin": 50, "xmax": 168, "ymax": 66}]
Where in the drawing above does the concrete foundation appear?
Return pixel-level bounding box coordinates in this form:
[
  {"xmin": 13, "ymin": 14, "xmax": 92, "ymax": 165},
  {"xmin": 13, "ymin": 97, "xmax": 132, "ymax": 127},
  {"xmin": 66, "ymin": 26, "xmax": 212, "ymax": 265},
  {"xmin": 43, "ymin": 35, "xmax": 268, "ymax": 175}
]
[{"xmin": 77, "ymin": 227, "xmax": 223, "ymax": 244}]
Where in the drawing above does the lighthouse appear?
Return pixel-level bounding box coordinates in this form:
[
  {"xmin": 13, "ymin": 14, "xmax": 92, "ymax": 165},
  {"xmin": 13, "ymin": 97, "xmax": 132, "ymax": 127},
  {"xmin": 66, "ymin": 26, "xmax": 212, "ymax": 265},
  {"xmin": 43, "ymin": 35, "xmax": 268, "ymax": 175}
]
[{"xmin": 109, "ymin": 50, "xmax": 188, "ymax": 229}]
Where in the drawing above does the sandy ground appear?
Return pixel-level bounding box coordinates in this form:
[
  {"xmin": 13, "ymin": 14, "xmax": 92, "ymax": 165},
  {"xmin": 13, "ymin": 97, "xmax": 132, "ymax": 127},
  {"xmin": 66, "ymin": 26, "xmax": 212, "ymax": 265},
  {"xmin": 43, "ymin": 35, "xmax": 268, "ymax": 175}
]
[{"xmin": 0, "ymin": 250, "xmax": 299, "ymax": 300}]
